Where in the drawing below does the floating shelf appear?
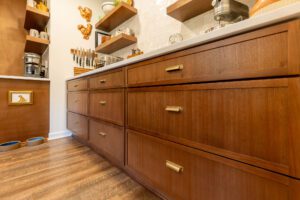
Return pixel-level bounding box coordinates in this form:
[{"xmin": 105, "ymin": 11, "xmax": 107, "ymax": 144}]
[
  {"xmin": 24, "ymin": 6, "xmax": 50, "ymax": 31},
  {"xmin": 167, "ymin": 0, "xmax": 213, "ymax": 22},
  {"xmin": 96, "ymin": 34, "xmax": 137, "ymax": 54},
  {"xmin": 96, "ymin": 2, "xmax": 137, "ymax": 32},
  {"xmin": 25, "ymin": 35, "xmax": 50, "ymax": 55}
]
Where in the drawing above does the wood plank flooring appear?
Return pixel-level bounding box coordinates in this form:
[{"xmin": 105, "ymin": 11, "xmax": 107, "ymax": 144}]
[{"xmin": 0, "ymin": 137, "xmax": 160, "ymax": 200}]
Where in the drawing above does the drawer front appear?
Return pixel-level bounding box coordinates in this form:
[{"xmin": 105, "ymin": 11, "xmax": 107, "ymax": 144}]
[
  {"xmin": 67, "ymin": 112, "xmax": 88, "ymax": 141},
  {"xmin": 89, "ymin": 90, "xmax": 124, "ymax": 126},
  {"xmin": 67, "ymin": 92, "xmax": 88, "ymax": 115},
  {"xmin": 89, "ymin": 69, "xmax": 124, "ymax": 89},
  {"xmin": 127, "ymin": 130, "xmax": 300, "ymax": 200},
  {"xmin": 127, "ymin": 22, "xmax": 297, "ymax": 87},
  {"xmin": 128, "ymin": 78, "xmax": 300, "ymax": 178},
  {"xmin": 67, "ymin": 79, "xmax": 88, "ymax": 91},
  {"xmin": 89, "ymin": 120, "xmax": 124, "ymax": 164}
]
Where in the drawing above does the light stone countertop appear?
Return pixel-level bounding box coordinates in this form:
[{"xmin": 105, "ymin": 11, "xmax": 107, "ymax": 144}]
[
  {"xmin": 67, "ymin": 3, "xmax": 300, "ymax": 81},
  {"xmin": 0, "ymin": 75, "xmax": 50, "ymax": 82}
]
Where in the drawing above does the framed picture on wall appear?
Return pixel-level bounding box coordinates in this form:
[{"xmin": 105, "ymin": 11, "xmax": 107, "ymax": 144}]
[
  {"xmin": 95, "ymin": 31, "xmax": 110, "ymax": 48},
  {"xmin": 8, "ymin": 91, "xmax": 33, "ymax": 105}
]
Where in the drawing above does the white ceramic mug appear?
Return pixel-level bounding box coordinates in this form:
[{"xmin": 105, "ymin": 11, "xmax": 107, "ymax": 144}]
[
  {"xmin": 27, "ymin": 0, "xmax": 34, "ymax": 7},
  {"xmin": 29, "ymin": 29, "xmax": 39, "ymax": 38},
  {"xmin": 40, "ymin": 32, "xmax": 49, "ymax": 40}
]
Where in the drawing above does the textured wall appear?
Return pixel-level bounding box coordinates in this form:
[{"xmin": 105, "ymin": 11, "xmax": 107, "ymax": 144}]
[{"xmin": 104, "ymin": 0, "xmax": 255, "ymax": 58}]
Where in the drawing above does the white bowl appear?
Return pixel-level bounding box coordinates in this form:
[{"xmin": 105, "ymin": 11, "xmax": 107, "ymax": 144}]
[{"xmin": 102, "ymin": 2, "xmax": 115, "ymax": 15}]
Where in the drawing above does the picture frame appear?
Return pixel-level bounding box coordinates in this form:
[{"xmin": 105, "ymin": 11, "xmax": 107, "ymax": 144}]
[
  {"xmin": 8, "ymin": 91, "xmax": 33, "ymax": 105},
  {"xmin": 95, "ymin": 31, "xmax": 110, "ymax": 48}
]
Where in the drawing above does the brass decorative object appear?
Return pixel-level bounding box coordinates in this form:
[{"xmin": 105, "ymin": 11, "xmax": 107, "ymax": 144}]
[
  {"xmin": 78, "ymin": 24, "xmax": 93, "ymax": 40},
  {"xmin": 8, "ymin": 91, "xmax": 33, "ymax": 105},
  {"xmin": 78, "ymin": 6, "xmax": 92, "ymax": 22}
]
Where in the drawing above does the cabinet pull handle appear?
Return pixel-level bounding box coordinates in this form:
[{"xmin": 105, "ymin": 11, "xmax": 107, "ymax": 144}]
[
  {"xmin": 166, "ymin": 160, "xmax": 184, "ymax": 173},
  {"xmin": 165, "ymin": 64, "xmax": 183, "ymax": 72},
  {"xmin": 74, "ymin": 84, "xmax": 79, "ymax": 87},
  {"xmin": 99, "ymin": 101, "xmax": 107, "ymax": 105},
  {"xmin": 99, "ymin": 79, "xmax": 106, "ymax": 83},
  {"xmin": 98, "ymin": 132, "xmax": 107, "ymax": 137},
  {"xmin": 74, "ymin": 100, "xmax": 79, "ymax": 103},
  {"xmin": 165, "ymin": 106, "xmax": 183, "ymax": 112}
]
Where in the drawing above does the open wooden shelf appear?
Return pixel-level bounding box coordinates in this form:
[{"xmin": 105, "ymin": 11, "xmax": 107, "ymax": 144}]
[
  {"xmin": 96, "ymin": 2, "xmax": 137, "ymax": 32},
  {"xmin": 167, "ymin": 0, "xmax": 213, "ymax": 22},
  {"xmin": 24, "ymin": 6, "xmax": 50, "ymax": 31},
  {"xmin": 96, "ymin": 34, "xmax": 137, "ymax": 54},
  {"xmin": 25, "ymin": 35, "xmax": 50, "ymax": 55}
]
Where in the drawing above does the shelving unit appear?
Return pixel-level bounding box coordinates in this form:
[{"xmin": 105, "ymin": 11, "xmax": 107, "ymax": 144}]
[
  {"xmin": 25, "ymin": 35, "xmax": 50, "ymax": 55},
  {"xmin": 96, "ymin": 2, "xmax": 137, "ymax": 32},
  {"xmin": 95, "ymin": 34, "xmax": 137, "ymax": 54},
  {"xmin": 24, "ymin": 6, "xmax": 50, "ymax": 31},
  {"xmin": 167, "ymin": 0, "xmax": 213, "ymax": 22}
]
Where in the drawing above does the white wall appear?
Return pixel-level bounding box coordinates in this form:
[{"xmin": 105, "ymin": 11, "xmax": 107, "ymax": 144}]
[
  {"xmin": 49, "ymin": 0, "xmax": 255, "ymax": 135},
  {"xmin": 49, "ymin": 0, "xmax": 101, "ymax": 135}
]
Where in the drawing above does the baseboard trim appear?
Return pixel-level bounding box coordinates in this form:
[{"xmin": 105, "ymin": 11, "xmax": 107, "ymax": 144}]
[{"xmin": 48, "ymin": 130, "xmax": 72, "ymax": 140}]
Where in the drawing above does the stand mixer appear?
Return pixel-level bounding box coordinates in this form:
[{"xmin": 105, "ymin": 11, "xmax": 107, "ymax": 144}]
[{"xmin": 206, "ymin": 0, "xmax": 249, "ymax": 32}]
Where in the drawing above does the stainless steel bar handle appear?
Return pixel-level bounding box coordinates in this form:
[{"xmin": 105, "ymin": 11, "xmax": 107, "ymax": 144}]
[
  {"xmin": 166, "ymin": 160, "xmax": 184, "ymax": 173},
  {"xmin": 165, "ymin": 106, "xmax": 183, "ymax": 112},
  {"xmin": 165, "ymin": 64, "xmax": 183, "ymax": 72}
]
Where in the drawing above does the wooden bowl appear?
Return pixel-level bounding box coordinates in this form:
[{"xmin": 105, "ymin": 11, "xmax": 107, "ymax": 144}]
[
  {"xmin": 0, "ymin": 141, "xmax": 21, "ymax": 152},
  {"xmin": 26, "ymin": 137, "xmax": 46, "ymax": 146}
]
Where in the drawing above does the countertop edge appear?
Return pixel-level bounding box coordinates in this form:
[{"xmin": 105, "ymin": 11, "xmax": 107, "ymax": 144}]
[
  {"xmin": 0, "ymin": 75, "xmax": 50, "ymax": 82},
  {"xmin": 67, "ymin": 3, "xmax": 300, "ymax": 81}
]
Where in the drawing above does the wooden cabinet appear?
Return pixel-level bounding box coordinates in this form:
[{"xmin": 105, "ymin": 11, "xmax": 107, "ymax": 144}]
[
  {"xmin": 67, "ymin": 78, "xmax": 88, "ymax": 91},
  {"xmin": 127, "ymin": 130, "xmax": 300, "ymax": 200},
  {"xmin": 89, "ymin": 119, "xmax": 124, "ymax": 165},
  {"xmin": 66, "ymin": 19, "xmax": 300, "ymax": 200},
  {"xmin": 67, "ymin": 91, "xmax": 88, "ymax": 116},
  {"xmin": 128, "ymin": 78, "xmax": 300, "ymax": 178},
  {"xmin": 67, "ymin": 112, "xmax": 88, "ymax": 141},
  {"xmin": 127, "ymin": 20, "xmax": 300, "ymax": 87},
  {"xmin": 89, "ymin": 69, "xmax": 125, "ymax": 90},
  {"xmin": 89, "ymin": 90, "xmax": 125, "ymax": 126}
]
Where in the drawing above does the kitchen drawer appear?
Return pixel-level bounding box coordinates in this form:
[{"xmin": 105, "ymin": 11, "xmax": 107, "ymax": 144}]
[
  {"xmin": 67, "ymin": 78, "xmax": 88, "ymax": 91},
  {"xmin": 89, "ymin": 89, "xmax": 124, "ymax": 126},
  {"xmin": 128, "ymin": 77, "xmax": 300, "ymax": 178},
  {"xmin": 89, "ymin": 119, "xmax": 124, "ymax": 165},
  {"xmin": 127, "ymin": 20, "xmax": 300, "ymax": 87},
  {"xmin": 127, "ymin": 130, "xmax": 300, "ymax": 200},
  {"xmin": 89, "ymin": 69, "xmax": 125, "ymax": 89},
  {"xmin": 67, "ymin": 91, "xmax": 88, "ymax": 115},
  {"xmin": 67, "ymin": 112, "xmax": 88, "ymax": 141}
]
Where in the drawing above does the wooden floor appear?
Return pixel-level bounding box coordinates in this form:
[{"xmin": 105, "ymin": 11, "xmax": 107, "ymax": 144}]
[{"xmin": 0, "ymin": 137, "xmax": 160, "ymax": 200}]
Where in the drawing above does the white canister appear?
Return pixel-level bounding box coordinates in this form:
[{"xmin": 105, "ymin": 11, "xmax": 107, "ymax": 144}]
[
  {"xmin": 27, "ymin": 0, "xmax": 34, "ymax": 7},
  {"xmin": 40, "ymin": 32, "xmax": 49, "ymax": 40},
  {"xmin": 29, "ymin": 29, "xmax": 39, "ymax": 38}
]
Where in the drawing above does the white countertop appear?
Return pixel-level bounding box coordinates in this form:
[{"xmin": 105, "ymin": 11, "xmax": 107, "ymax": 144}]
[
  {"xmin": 67, "ymin": 3, "xmax": 300, "ymax": 81},
  {"xmin": 0, "ymin": 75, "xmax": 50, "ymax": 81}
]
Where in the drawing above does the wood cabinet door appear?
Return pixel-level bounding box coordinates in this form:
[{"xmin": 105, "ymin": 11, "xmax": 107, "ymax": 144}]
[
  {"xmin": 89, "ymin": 120, "xmax": 124, "ymax": 165},
  {"xmin": 127, "ymin": 130, "xmax": 300, "ymax": 200},
  {"xmin": 67, "ymin": 78, "xmax": 88, "ymax": 91},
  {"xmin": 89, "ymin": 69, "xmax": 125, "ymax": 90},
  {"xmin": 128, "ymin": 78, "xmax": 300, "ymax": 178},
  {"xmin": 89, "ymin": 89, "xmax": 124, "ymax": 126},
  {"xmin": 127, "ymin": 20, "xmax": 300, "ymax": 87},
  {"xmin": 67, "ymin": 91, "xmax": 88, "ymax": 115},
  {"xmin": 67, "ymin": 112, "xmax": 88, "ymax": 141}
]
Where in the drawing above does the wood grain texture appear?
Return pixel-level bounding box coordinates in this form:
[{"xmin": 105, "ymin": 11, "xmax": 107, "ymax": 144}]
[
  {"xmin": 89, "ymin": 89, "xmax": 125, "ymax": 126},
  {"xmin": 67, "ymin": 91, "xmax": 89, "ymax": 116},
  {"xmin": 89, "ymin": 68, "xmax": 125, "ymax": 90},
  {"xmin": 0, "ymin": 79, "xmax": 49, "ymax": 143},
  {"xmin": 0, "ymin": 0, "xmax": 26, "ymax": 76},
  {"xmin": 96, "ymin": 34, "xmax": 137, "ymax": 54},
  {"xmin": 167, "ymin": 0, "xmax": 213, "ymax": 22},
  {"xmin": 24, "ymin": 6, "xmax": 50, "ymax": 32},
  {"xmin": 67, "ymin": 78, "xmax": 88, "ymax": 91},
  {"xmin": 127, "ymin": 130, "xmax": 300, "ymax": 200},
  {"xmin": 25, "ymin": 35, "xmax": 50, "ymax": 56},
  {"xmin": 67, "ymin": 112, "xmax": 89, "ymax": 141},
  {"xmin": 95, "ymin": 2, "xmax": 137, "ymax": 32},
  {"xmin": 127, "ymin": 78, "xmax": 300, "ymax": 178},
  {"xmin": 0, "ymin": 137, "xmax": 160, "ymax": 200},
  {"xmin": 89, "ymin": 119, "xmax": 124, "ymax": 166}
]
